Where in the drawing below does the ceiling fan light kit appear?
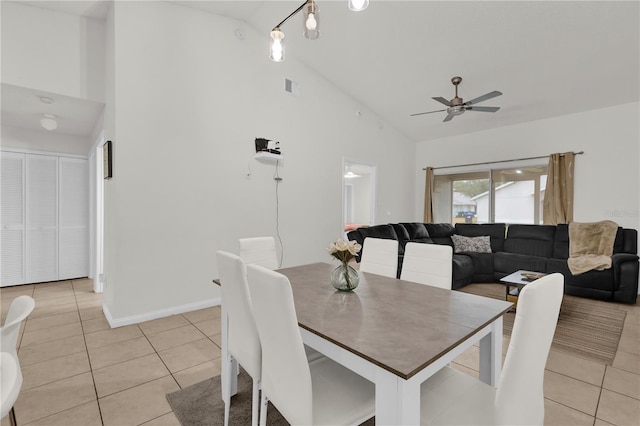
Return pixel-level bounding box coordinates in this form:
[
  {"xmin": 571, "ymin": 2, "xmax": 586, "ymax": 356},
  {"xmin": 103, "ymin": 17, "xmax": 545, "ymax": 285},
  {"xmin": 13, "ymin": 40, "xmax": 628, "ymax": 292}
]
[
  {"xmin": 269, "ymin": 0, "xmax": 368, "ymax": 62},
  {"xmin": 411, "ymin": 76, "xmax": 502, "ymax": 122}
]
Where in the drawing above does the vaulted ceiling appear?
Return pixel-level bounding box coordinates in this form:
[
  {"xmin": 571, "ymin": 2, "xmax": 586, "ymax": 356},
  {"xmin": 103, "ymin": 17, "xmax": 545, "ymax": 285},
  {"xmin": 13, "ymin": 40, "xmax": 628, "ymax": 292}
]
[{"xmin": 3, "ymin": 0, "xmax": 639, "ymax": 144}]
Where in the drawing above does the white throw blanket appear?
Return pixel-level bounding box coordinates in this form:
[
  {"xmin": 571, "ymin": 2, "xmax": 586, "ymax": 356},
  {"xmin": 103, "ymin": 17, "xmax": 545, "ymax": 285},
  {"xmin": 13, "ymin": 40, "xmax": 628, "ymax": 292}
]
[{"xmin": 567, "ymin": 220, "xmax": 618, "ymax": 275}]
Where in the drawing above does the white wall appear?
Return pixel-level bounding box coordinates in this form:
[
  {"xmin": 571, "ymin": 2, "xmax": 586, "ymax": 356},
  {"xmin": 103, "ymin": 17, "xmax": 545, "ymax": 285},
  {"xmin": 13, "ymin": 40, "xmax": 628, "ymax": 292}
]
[
  {"xmin": 102, "ymin": 1, "xmax": 416, "ymax": 322},
  {"xmin": 1, "ymin": 126, "xmax": 90, "ymax": 156},
  {"xmin": 1, "ymin": 1, "xmax": 105, "ymax": 102},
  {"xmin": 415, "ymin": 102, "xmax": 640, "ymax": 231}
]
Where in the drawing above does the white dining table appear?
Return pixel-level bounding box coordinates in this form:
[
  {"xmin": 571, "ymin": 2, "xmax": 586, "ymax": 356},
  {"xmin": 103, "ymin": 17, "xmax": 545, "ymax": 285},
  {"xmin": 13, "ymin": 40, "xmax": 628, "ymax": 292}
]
[{"xmin": 220, "ymin": 262, "xmax": 512, "ymax": 425}]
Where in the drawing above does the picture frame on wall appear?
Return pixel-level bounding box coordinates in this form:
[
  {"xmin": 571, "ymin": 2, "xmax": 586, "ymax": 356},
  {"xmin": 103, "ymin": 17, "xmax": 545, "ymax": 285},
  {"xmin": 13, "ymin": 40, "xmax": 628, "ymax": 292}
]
[{"xmin": 103, "ymin": 140, "xmax": 113, "ymax": 179}]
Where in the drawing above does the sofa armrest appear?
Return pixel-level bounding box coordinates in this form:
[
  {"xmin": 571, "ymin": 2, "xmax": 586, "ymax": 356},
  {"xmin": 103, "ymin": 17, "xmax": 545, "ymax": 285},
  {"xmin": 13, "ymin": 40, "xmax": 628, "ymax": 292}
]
[{"xmin": 612, "ymin": 253, "xmax": 639, "ymax": 303}]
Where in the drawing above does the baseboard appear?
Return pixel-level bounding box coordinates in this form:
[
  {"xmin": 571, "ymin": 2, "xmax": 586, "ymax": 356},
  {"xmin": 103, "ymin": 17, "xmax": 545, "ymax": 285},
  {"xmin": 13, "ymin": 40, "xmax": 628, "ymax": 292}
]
[{"xmin": 102, "ymin": 297, "xmax": 221, "ymax": 328}]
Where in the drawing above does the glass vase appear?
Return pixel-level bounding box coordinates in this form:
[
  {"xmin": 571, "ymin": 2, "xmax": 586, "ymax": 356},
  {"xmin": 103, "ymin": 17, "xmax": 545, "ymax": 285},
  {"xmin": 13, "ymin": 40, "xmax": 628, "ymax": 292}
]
[{"xmin": 330, "ymin": 263, "xmax": 360, "ymax": 292}]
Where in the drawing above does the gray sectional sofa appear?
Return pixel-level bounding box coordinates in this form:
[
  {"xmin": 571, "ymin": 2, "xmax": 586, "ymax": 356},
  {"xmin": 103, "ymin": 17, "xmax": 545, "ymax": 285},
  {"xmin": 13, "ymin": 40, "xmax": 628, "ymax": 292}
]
[{"xmin": 347, "ymin": 222, "xmax": 639, "ymax": 304}]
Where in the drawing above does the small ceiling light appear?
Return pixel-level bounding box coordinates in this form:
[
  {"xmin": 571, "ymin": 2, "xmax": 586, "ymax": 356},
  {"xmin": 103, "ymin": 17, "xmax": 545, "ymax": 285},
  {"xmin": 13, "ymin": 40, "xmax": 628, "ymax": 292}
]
[
  {"xmin": 348, "ymin": 0, "xmax": 369, "ymax": 12},
  {"xmin": 40, "ymin": 113, "xmax": 58, "ymax": 131},
  {"xmin": 303, "ymin": 0, "xmax": 320, "ymax": 40},
  {"xmin": 270, "ymin": 28, "xmax": 285, "ymax": 62}
]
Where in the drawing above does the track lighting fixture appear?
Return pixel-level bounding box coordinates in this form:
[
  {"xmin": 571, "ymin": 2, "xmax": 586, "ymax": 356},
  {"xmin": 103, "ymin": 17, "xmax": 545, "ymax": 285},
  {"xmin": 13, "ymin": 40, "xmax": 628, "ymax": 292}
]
[{"xmin": 269, "ymin": 0, "xmax": 368, "ymax": 62}]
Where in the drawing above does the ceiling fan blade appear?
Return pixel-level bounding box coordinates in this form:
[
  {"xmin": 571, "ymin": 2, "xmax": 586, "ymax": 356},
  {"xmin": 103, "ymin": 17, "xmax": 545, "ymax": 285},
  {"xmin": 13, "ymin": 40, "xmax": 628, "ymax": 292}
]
[
  {"xmin": 443, "ymin": 113, "xmax": 455, "ymax": 122},
  {"xmin": 465, "ymin": 90, "xmax": 502, "ymax": 105},
  {"xmin": 410, "ymin": 109, "xmax": 447, "ymax": 117},
  {"xmin": 432, "ymin": 97, "xmax": 453, "ymax": 107},
  {"xmin": 465, "ymin": 106, "xmax": 500, "ymax": 112}
]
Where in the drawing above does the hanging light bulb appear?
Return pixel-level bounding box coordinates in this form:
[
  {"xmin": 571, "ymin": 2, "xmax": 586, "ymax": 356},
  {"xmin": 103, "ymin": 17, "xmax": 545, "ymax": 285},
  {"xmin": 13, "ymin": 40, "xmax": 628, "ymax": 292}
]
[
  {"xmin": 348, "ymin": 0, "xmax": 369, "ymax": 12},
  {"xmin": 303, "ymin": 0, "xmax": 320, "ymax": 40},
  {"xmin": 269, "ymin": 28, "xmax": 285, "ymax": 62}
]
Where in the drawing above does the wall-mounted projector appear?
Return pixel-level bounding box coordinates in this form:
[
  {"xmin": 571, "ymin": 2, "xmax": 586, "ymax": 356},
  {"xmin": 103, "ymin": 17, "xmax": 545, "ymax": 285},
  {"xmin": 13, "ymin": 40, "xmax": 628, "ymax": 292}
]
[{"xmin": 255, "ymin": 137, "xmax": 281, "ymax": 155}]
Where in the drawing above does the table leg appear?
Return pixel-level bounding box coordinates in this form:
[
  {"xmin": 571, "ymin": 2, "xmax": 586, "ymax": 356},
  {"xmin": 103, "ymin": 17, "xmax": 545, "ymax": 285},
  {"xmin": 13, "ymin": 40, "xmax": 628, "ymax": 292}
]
[
  {"xmin": 375, "ymin": 371, "xmax": 421, "ymax": 426},
  {"xmin": 479, "ymin": 316, "xmax": 502, "ymax": 387}
]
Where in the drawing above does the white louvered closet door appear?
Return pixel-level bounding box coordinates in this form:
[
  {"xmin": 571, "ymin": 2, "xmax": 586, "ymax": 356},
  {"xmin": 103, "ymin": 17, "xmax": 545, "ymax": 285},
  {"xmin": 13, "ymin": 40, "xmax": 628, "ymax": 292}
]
[
  {"xmin": 26, "ymin": 155, "xmax": 59, "ymax": 283},
  {"xmin": 59, "ymin": 157, "xmax": 89, "ymax": 279},
  {"xmin": 1, "ymin": 152, "xmax": 26, "ymax": 286}
]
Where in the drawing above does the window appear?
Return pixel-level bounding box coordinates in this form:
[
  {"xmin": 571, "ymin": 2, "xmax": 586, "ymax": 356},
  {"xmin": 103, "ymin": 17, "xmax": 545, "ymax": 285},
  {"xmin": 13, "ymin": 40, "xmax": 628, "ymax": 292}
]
[{"xmin": 433, "ymin": 166, "xmax": 547, "ymax": 224}]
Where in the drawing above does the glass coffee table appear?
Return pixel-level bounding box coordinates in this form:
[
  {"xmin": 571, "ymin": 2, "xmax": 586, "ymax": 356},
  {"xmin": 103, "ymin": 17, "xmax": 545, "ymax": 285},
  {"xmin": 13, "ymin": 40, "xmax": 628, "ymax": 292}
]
[{"xmin": 500, "ymin": 270, "xmax": 546, "ymax": 309}]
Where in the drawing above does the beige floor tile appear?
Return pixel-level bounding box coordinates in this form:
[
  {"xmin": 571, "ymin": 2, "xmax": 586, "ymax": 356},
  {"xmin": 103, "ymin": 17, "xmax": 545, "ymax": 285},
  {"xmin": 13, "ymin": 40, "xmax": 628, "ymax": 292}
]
[
  {"xmin": 453, "ymin": 344, "xmax": 479, "ymax": 372},
  {"xmin": 20, "ymin": 321, "xmax": 84, "ymax": 347},
  {"xmin": 99, "ymin": 376, "xmax": 179, "ymax": 426},
  {"xmin": 210, "ymin": 333, "xmax": 222, "ymax": 349},
  {"xmin": 32, "ymin": 288, "xmax": 75, "ymax": 302},
  {"xmin": 88, "ymin": 335, "xmax": 156, "ymax": 370},
  {"xmin": 612, "ymin": 350, "xmax": 640, "ymax": 375},
  {"xmin": 14, "ymin": 372, "xmax": 96, "ymax": 425},
  {"xmin": 79, "ymin": 305, "xmax": 106, "ymax": 321},
  {"xmin": 593, "ymin": 418, "xmax": 615, "ymax": 426},
  {"xmin": 24, "ymin": 400, "xmax": 102, "ymax": 426},
  {"xmin": 22, "ymin": 351, "xmax": 91, "ymax": 390},
  {"xmin": 193, "ymin": 317, "xmax": 221, "ymax": 337},
  {"xmin": 172, "ymin": 358, "xmax": 222, "ymax": 389},
  {"xmin": 84, "ymin": 324, "xmax": 143, "ymax": 350},
  {"xmin": 543, "ymin": 370, "xmax": 601, "ymax": 416},
  {"xmin": 450, "ymin": 362, "xmax": 479, "ymax": 379},
  {"xmin": 18, "ymin": 334, "xmax": 87, "ymax": 366},
  {"xmin": 543, "ymin": 399, "xmax": 595, "ymax": 425},
  {"xmin": 545, "ymin": 349, "xmax": 606, "ymax": 387},
  {"xmin": 77, "ymin": 298, "xmax": 104, "ymax": 310},
  {"xmin": 182, "ymin": 306, "xmax": 220, "ymax": 324},
  {"xmin": 29, "ymin": 294, "xmax": 77, "ymax": 309},
  {"xmin": 93, "ymin": 353, "xmax": 170, "ymax": 397},
  {"xmin": 138, "ymin": 314, "xmax": 190, "ymax": 336},
  {"xmin": 158, "ymin": 338, "xmax": 220, "ymax": 373},
  {"xmin": 145, "ymin": 324, "xmax": 206, "ymax": 352},
  {"xmin": 140, "ymin": 411, "xmax": 182, "ymax": 426},
  {"xmin": 28, "ymin": 301, "xmax": 78, "ymax": 320},
  {"xmin": 82, "ymin": 316, "xmax": 111, "ymax": 333},
  {"xmin": 602, "ymin": 366, "xmax": 640, "ymax": 399},
  {"xmin": 617, "ymin": 326, "xmax": 640, "ymax": 356},
  {"xmin": 75, "ymin": 292, "xmax": 103, "ymax": 303},
  {"xmin": 596, "ymin": 389, "xmax": 640, "ymax": 425},
  {"xmin": 24, "ymin": 310, "xmax": 80, "ymax": 333}
]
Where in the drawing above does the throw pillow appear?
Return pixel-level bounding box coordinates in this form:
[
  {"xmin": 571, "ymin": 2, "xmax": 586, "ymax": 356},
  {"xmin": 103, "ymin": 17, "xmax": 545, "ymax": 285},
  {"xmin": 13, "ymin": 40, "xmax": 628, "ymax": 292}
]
[{"xmin": 451, "ymin": 234, "xmax": 492, "ymax": 253}]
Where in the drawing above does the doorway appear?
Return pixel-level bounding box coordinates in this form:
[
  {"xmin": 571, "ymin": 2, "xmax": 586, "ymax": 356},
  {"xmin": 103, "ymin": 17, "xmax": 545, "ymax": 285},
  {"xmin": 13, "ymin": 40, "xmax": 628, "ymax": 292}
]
[{"xmin": 342, "ymin": 159, "xmax": 377, "ymax": 237}]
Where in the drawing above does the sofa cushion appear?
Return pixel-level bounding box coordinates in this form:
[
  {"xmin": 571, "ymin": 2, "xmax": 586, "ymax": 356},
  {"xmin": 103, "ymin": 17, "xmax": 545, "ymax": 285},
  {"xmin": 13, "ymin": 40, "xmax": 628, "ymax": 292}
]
[
  {"xmin": 547, "ymin": 258, "xmax": 614, "ymax": 291},
  {"xmin": 390, "ymin": 224, "xmax": 411, "ymax": 251},
  {"xmin": 463, "ymin": 252, "xmax": 495, "ymax": 282},
  {"xmin": 424, "ymin": 223, "xmax": 454, "ymax": 247},
  {"xmin": 503, "ymin": 224, "xmax": 556, "ymax": 258},
  {"xmin": 451, "ymin": 234, "xmax": 492, "ymax": 253},
  {"xmin": 451, "ymin": 254, "xmax": 474, "ymax": 289},
  {"xmin": 400, "ymin": 222, "xmax": 433, "ymax": 243},
  {"xmin": 455, "ymin": 223, "xmax": 506, "ymax": 252},
  {"xmin": 493, "ymin": 252, "xmax": 548, "ymax": 279}
]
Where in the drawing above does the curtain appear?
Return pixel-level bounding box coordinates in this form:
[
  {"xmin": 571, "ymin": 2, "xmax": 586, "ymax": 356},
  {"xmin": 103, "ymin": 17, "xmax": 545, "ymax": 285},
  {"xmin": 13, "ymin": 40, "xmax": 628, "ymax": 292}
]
[
  {"xmin": 543, "ymin": 152, "xmax": 575, "ymax": 224},
  {"xmin": 423, "ymin": 167, "xmax": 435, "ymax": 223}
]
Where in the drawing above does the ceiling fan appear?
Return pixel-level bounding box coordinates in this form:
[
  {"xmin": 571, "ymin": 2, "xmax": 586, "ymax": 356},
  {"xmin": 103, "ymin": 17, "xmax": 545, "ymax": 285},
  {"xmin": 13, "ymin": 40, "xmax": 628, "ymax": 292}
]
[{"xmin": 411, "ymin": 76, "xmax": 502, "ymax": 122}]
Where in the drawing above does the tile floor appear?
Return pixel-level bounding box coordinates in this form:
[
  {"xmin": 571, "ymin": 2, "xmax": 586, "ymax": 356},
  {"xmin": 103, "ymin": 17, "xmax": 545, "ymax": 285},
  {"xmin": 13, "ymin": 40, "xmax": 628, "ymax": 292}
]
[{"xmin": 1, "ymin": 278, "xmax": 639, "ymax": 426}]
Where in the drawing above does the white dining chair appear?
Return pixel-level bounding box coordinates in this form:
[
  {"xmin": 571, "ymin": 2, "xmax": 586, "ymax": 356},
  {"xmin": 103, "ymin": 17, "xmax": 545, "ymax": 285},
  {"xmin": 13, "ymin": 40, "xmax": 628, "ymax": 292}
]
[
  {"xmin": 238, "ymin": 236, "xmax": 279, "ymax": 270},
  {"xmin": 246, "ymin": 263, "xmax": 376, "ymax": 426},
  {"xmin": 1, "ymin": 295, "xmax": 35, "ymax": 426},
  {"xmin": 359, "ymin": 237, "xmax": 398, "ymax": 278},
  {"xmin": 1, "ymin": 352, "xmax": 23, "ymax": 426},
  {"xmin": 216, "ymin": 251, "xmax": 262, "ymax": 426},
  {"xmin": 1, "ymin": 295, "xmax": 36, "ymax": 354},
  {"xmin": 400, "ymin": 242, "xmax": 453, "ymax": 289},
  {"xmin": 420, "ymin": 273, "xmax": 564, "ymax": 425}
]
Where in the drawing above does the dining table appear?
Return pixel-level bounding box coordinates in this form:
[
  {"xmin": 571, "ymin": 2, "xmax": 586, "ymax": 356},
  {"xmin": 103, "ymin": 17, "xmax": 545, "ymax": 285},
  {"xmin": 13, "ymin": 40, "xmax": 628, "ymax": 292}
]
[{"xmin": 220, "ymin": 262, "xmax": 512, "ymax": 425}]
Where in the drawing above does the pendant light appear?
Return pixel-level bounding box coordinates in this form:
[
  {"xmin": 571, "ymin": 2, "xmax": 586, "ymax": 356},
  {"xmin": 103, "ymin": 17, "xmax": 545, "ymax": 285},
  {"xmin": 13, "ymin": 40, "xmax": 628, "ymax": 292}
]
[
  {"xmin": 348, "ymin": 0, "xmax": 369, "ymax": 12},
  {"xmin": 303, "ymin": 0, "xmax": 320, "ymax": 40},
  {"xmin": 269, "ymin": 28, "xmax": 285, "ymax": 62}
]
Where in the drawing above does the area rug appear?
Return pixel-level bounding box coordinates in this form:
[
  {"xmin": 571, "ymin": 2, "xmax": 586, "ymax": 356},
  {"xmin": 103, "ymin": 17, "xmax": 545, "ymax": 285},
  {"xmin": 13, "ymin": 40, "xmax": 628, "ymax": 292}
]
[
  {"xmin": 167, "ymin": 371, "xmax": 375, "ymax": 426},
  {"xmin": 458, "ymin": 283, "xmax": 626, "ymax": 365}
]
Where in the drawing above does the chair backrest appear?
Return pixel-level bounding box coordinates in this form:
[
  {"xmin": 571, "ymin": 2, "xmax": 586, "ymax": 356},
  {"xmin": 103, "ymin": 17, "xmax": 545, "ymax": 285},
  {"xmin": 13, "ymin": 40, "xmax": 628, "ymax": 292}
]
[
  {"xmin": 495, "ymin": 273, "xmax": 564, "ymax": 425},
  {"xmin": 216, "ymin": 251, "xmax": 261, "ymax": 380},
  {"xmin": 400, "ymin": 242, "xmax": 452, "ymax": 289},
  {"xmin": 238, "ymin": 236, "xmax": 279, "ymax": 270},
  {"xmin": 246, "ymin": 264, "xmax": 313, "ymax": 425},
  {"xmin": 1, "ymin": 295, "xmax": 36, "ymax": 354},
  {"xmin": 359, "ymin": 237, "xmax": 398, "ymax": 278}
]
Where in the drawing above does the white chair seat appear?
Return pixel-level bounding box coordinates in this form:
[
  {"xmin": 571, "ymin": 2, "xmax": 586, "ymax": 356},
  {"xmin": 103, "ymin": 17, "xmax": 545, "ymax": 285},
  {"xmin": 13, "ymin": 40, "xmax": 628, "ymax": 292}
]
[
  {"xmin": 309, "ymin": 356, "xmax": 375, "ymax": 425},
  {"xmin": 421, "ymin": 367, "xmax": 495, "ymax": 425}
]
